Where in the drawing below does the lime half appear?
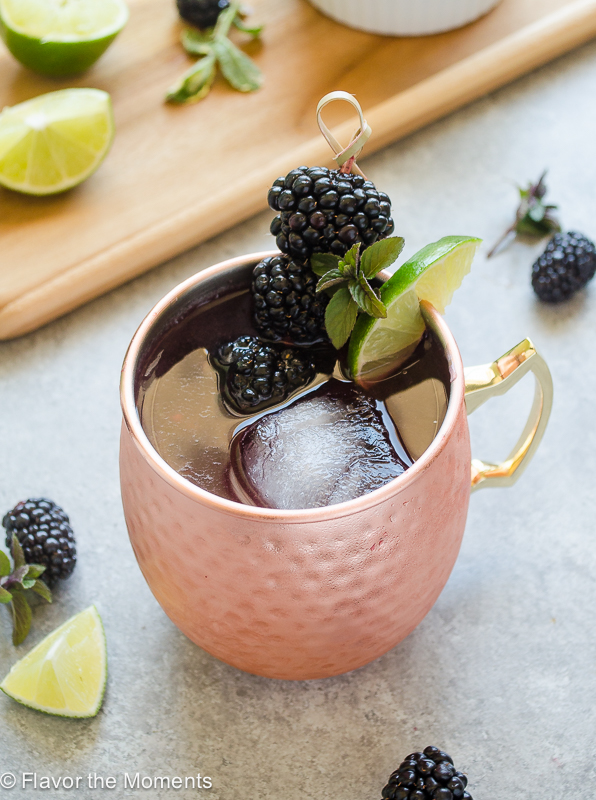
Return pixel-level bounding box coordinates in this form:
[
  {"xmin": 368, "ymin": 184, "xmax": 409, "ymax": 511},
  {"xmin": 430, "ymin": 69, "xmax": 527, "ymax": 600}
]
[
  {"xmin": 1, "ymin": 606, "xmax": 107, "ymax": 718},
  {"xmin": 0, "ymin": 0, "xmax": 128, "ymax": 77},
  {"xmin": 348, "ymin": 235, "xmax": 481, "ymax": 381},
  {"xmin": 0, "ymin": 88, "xmax": 114, "ymax": 195}
]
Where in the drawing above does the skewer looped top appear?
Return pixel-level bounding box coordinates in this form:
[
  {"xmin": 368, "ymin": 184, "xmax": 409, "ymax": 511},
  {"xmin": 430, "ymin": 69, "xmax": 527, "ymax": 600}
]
[{"xmin": 316, "ymin": 91, "xmax": 371, "ymax": 177}]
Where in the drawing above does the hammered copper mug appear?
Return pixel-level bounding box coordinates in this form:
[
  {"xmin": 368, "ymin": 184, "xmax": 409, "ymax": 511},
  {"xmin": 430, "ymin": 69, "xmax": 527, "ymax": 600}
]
[{"xmin": 120, "ymin": 252, "xmax": 553, "ymax": 680}]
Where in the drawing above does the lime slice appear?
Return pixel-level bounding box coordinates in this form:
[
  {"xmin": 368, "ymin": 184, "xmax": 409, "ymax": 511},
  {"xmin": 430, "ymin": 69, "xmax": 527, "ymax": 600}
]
[
  {"xmin": 0, "ymin": 0, "xmax": 128, "ymax": 77},
  {"xmin": 348, "ymin": 235, "xmax": 481, "ymax": 381},
  {"xmin": 0, "ymin": 606, "xmax": 107, "ymax": 718},
  {"xmin": 0, "ymin": 88, "xmax": 115, "ymax": 196}
]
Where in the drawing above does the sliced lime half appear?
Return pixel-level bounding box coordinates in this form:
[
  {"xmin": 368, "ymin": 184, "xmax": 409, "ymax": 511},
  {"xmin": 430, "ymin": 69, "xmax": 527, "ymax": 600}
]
[
  {"xmin": 1, "ymin": 606, "xmax": 107, "ymax": 718},
  {"xmin": 0, "ymin": 0, "xmax": 128, "ymax": 77},
  {"xmin": 348, "ymin": 235, "xmax": 481, "ymax": 381},
  {"xmin": 0, "ymin": 88, "xmax": 114, "ymax": 196}
]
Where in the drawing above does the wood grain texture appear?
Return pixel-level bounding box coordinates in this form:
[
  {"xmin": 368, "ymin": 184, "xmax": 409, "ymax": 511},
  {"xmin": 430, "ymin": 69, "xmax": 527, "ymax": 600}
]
[{"xmin": 1, "ymin": 0, "xmax": 595, "ymax": 339}]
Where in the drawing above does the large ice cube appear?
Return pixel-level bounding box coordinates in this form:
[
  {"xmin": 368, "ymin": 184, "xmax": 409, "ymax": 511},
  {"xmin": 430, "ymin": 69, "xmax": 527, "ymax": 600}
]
[{"xmin": 230, "ymin": 380, "xmax": 409, "ymax": 510}]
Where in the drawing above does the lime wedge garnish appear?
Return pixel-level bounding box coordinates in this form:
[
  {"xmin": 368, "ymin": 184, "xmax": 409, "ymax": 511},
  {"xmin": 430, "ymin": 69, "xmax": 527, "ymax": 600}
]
[
  {"xmin": 0, "ymin": 88, "xmax": 115, "ymax": 196},
  {"xmin": 348, "ymin": 235, "xmax": 481, "ymax": 380},
  {"xmin": 0, "ymin": 0, "xmax": 128, "ymax": 77},
  {"xmin": 0, "ymin": 606, "xmax": 107, "ymax": 718}
]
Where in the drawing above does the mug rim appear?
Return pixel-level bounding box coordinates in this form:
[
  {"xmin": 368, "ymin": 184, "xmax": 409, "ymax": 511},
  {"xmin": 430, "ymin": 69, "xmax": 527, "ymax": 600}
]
[{"xmin": 120, "ymin": 251, "xmax": 465, "ymax": 522}]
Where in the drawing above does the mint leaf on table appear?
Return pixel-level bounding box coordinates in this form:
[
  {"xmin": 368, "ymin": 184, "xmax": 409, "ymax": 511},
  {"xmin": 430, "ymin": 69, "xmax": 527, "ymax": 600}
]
[
  {"xmin": 24, "ymin": 564, "xmax": 46, "ymax": 579},
  {"xmin": 167, "ymin": 0, "xmax": 263, "ymax": 104},
  {"xmin": 212, "ymin": 39, "xmax": 263, "ymax": 93},
  {"xmin": 0, "ymin": 537, "xmax": 52, "ymax": 645},
  {"xmin": 488, "ymin": 172, "xmax": 562, "ymax": 258},
  {"xmin": 233, "ymin": 17, "xmax": 264, "ymax": 37},
  {"xmin": 10, "ymin": 591, "xmax": 32, "ymax": 647},
  {"xmin": 0, "ymin": 550, "xmax": 10, "ymax": 578},
  {"xmin": 11, "ymin": 533, "xmax": 25, "ymax": 570},
  {"xmin": 181, "ymin": 29, "xmax": 214, "ymax": 56},
  {"xmin": 166, "ymin": 54, "xmax": 217, "ymax": 104},
  {"xmin": 31, "ymin": 579, "xmax": 52, "ymax": 603},
  {"xmin": 314, "ymin": 237, "xmax": 405, "ymax": 348}
]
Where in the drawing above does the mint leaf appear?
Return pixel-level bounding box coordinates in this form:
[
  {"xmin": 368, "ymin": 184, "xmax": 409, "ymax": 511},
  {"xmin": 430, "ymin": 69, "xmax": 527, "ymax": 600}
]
[
  {"xmin": 360, "ymin": 236, "xmax": 405, "ymax": 279},
  {"xmin": 0, "ymin": 586, "xmax": 12, "ymax": 604},
  {"xmin": 528, "ymin": 204, "xmax": 545, "ymax": 222},
  {"xmin": 0, "ymin": 550, "xmax": 10, "ymax": 578},
  {"xmin": 311, "ymin": 253, "xmax": 340, "ymax": 277},
  {"xmin": 166, "ymin": 53, "xmax": 217, "ymax": 104},
  {"xmin": 214, "ymin": 2, "xmax": 238, "ymax": 38},
  {"xmin": 10, "ymin": 565, "xmax": 29, "ymax": 587},
  {"xmin": 316, "ymin": 269, "xmax": 345, "ymax": 293},
  {"xmin": 349, "ymin": 281, "xmax": 387, "ymax": 319},
  {"xmin": 233, "ymin": 17, "xmax": 264, "ymax": 37},
  {"xmin": 11, "ymin": 591, "xmax": 32, "ymax": 646},
  {"xmin": 31, "ymin": 579, "xmax": 52, "ymax": 604},
  {"xmin": 213, "ymin": 38, "xmax": 262, "ymax": 92},
  {"xmin": 341, "ymin": 243, "xmax": 360, "ymax": 277},
  {"xmin": 488, "ymin": 171, "xmax": 561, "ymax": 258},
  {"xmin": 324, "ymin": 288, "xmax": 359, "ymax": 350},
  {"xmin": 11, "ymin": 534, "xmax": 25, "ymax": 570},
  {"xmin": 516, "ymin": 205, "xmax": 560, "ymax": 237},
  {"xmin": 181, "ymin": 29, "xmax": 214, "ymax": 56},
  {"xmin": 25, "ymin": 564, "xmax": 46, "ymax": 579}
]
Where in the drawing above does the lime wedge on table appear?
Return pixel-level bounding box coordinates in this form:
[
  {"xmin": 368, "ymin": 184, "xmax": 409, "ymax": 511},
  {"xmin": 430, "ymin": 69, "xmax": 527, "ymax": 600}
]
[
  {"xmin": 348, "ymin": 235, "xmax": 481, "ymax": 380},
  {"xmin": 0, "ymin": 0, "xmax": 128, "ymax": 77},
  {"xmin": 0, "ymin": 88, "xmax": 114, "ymax": 196},
  {"xmin": 1, "ymin": 606, "xmax": 107, "ymax": 718}
]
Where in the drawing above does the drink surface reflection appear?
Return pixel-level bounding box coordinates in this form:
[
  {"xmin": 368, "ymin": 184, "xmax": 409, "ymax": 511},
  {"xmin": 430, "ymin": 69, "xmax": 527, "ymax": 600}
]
[{"xmin": 138, "ymin": 287, "xmax": 450, "ymax": 508}]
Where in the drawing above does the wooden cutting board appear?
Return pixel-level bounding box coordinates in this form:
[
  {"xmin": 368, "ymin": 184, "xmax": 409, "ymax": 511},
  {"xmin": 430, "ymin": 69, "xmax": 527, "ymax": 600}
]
[{"xmin": 1, "ymin": 0, "xmax": 596, "ymax": 339}]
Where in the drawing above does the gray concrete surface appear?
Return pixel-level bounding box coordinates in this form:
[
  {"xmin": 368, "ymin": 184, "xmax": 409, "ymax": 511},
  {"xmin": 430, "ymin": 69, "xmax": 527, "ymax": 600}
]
[{"xmin": 1, "ymin": 37, "xmax": 596, "ymax": 800}]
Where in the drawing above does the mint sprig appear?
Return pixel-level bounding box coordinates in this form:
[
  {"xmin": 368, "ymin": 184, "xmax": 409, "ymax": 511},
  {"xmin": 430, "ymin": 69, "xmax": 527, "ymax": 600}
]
[
  {"xmin": 0, "ymin": 535, "xmax": 52, "ymax": 646},
  {"xmin": 488, "ymin": 172, "xmax": 561, "ymax": 258},
  {"xmin": 312, "ymin": 236, "xmax": 405, "ymax": 349},
  {"xmin": 167, "ymin": 1, "xmax": 263, "ymax": 104}
]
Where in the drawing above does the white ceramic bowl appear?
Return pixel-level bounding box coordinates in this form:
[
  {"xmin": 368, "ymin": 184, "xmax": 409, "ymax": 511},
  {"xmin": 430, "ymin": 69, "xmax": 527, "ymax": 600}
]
[{"xmin": 308, "ymin": 0, "xmax": 504, "ymax": 36}]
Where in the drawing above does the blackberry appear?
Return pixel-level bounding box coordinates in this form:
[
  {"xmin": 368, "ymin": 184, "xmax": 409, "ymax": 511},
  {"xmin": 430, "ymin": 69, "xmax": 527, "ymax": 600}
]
[
  {"xmin": 252, "ymin": 254, "xmax": 329, "ymax": 344},
  {"xmin": 176, "ymin": 0, "xmax": 229, "ymax": 29},
  {"xmin": 268, "ymin": 166, "xmax": 395, "ymax": 260},
  {"xmin": 2, "ymin": 498, "xmax": 76, "ymax": 586},
  {"xmin": 215, "ymin": 336, "xmax": 315, "ymax": 413},
  {"xmin": 531, "ymin": 231, "xmax": 596, "ymax": 302},
  {"xmin": 381, "ymin": 746, "xmax": 473, "ymax": 800}
]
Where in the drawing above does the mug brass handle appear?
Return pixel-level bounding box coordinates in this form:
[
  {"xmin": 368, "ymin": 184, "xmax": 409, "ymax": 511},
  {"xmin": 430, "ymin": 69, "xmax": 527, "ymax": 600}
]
[{"xmin": 464, "ymin": 339, "xmax": 553, "ymax": 491}]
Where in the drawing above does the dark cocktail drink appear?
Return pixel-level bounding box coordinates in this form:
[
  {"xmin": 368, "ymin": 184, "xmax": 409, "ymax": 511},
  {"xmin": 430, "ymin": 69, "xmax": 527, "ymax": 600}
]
[{"xmin": 136, "ymin": 277, "xmax": 450, "ymax": 510}]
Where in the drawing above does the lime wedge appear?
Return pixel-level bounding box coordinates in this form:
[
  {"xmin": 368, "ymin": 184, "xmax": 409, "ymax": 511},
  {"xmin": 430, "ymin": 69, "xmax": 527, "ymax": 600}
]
[
  {"xmin": 348, "ymin": 235, "xmax": 481, "ymax": 380},
  {"xmin": 1, "ymin": 606, "xmax": 107, "ymax": 718},
  {"xmin": 0, "ymin": 0, "xmax": 128, "ymax": 76},
  {"xmin": 0, "ymin": 88, "xmax": 114, "ymax": 196}
]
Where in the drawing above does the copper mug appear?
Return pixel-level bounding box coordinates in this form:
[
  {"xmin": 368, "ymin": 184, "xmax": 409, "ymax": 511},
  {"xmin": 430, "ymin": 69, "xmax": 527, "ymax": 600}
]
[{"xmin": 120, "ymin": 252, "xmax": 552, "ymax": 680}]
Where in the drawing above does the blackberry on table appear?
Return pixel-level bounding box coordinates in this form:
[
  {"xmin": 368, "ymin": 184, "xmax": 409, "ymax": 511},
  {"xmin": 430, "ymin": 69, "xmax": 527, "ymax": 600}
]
[
  {"xmin": 176, "ymin": 0, "xmax": 229, "ymax": 29},
  {"xmin": 531, "ymin": 231, "xmax": 596, "ymax": 302},
  {"xmin": 268, "ymin": 166, "xmax": 395, "ymax": 260},
  {"xmin": 2, "ymin": 498, "xmax": 76, "ymax": 586},
  {"xmin": 381, "ymin": 746, "xmax": 473, "ymax": 800},
  {"xmin": 215, "ymin": 336, "xmax": 315, "ymax": 413},
  {"xmin": 252, "ymin": 254, "xmax": 329, "ymax": 344}
]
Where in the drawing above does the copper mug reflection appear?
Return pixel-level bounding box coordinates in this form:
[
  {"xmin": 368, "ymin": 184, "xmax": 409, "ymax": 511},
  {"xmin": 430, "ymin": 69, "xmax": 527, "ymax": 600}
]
[{"xmin": 120, "ymin": 252, "xmax": 552, "ymax": 680}]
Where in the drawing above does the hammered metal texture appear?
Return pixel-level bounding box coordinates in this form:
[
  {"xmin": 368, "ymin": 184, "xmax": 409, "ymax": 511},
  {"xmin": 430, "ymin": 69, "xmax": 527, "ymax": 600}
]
[{"xmin": 120, "ymin": 402, "xmax": 471, "ymax": 681}]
